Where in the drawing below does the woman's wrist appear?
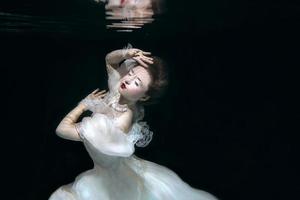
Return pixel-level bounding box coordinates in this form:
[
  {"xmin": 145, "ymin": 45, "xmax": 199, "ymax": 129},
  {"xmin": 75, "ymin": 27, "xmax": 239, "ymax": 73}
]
[
  {"xmin": 122, "ymin": 49, "xmax": 132, "ymax": 59},
  {"xmin": 78, "ymin": 101, "xmax": 88, "ymax": 111}
]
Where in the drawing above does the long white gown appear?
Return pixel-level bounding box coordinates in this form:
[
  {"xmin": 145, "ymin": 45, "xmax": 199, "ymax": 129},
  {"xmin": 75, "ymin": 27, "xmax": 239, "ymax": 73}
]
[{"xmin": 49, "ymin": 61, "xmax": 218, "ymax": 200}]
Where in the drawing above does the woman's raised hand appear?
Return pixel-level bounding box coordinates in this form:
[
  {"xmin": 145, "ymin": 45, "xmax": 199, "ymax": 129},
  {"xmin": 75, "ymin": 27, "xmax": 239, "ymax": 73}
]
[
  {"xmin": 126, "ymin": 48, "xmax": 154, "ymax": 67},
  {"xmin": 79, "ymin": 89, "xmax": 107, "ymax": 111},
  {"xmin": 86, "ymin": 89, "xmax": 107, "ymax": 100}
]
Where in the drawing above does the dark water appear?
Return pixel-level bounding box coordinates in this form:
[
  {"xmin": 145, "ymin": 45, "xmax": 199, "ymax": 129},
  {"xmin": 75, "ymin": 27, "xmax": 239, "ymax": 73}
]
[{"xmin": 1, "ymin": 0, "xmax": 299, "ymax": 200}]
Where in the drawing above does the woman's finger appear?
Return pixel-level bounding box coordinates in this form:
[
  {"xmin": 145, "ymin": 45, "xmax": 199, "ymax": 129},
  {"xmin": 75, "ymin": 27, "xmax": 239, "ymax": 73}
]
[
  {"xmin": 134, "ymin": 49, "xmax": 141, "ymax": 54},
  {"xmin": 93, "ymin": 89, "xmax": 105, "ymax": 96},
  {"xmin": 142, "ymin": 59, "xmax": 153, "ymax": 65},
  {"xmin": 101, "ymin": 93, "xmax": 107, "ymax": 97},
  {"xmin": 133, "ymin": 57, "xmax": 148, "ymax": 67},
  {"xmin": 142, "ymin": 51, "xmax": 151, "ymax": 55},
  {"xmin": 141, "ymin": 58, "xmax": 153, "ymax": 64},
  {"xmin": 95, "ymin": 92, "xmax": 107, "ymax": 97},
  {"xmin": 94, "ymin": 93, "xmax": 102, "ymax": 97},
  {"xmin": 96, "ymin": 93, "xmax": 107, "ymax": 99},
  {"xmin": 97, "ymin": 90, "xmax": 106, "ymax": 94},
  {"xmin": 92, "ymin": 88, "xmax": 99, "ymax": 94},
  {"xmin": 141, "ymin": 55, "xmax": 153, "ymax": 60},
  {"xmin": 141, "ymin": 57, "xmax": 154, "ymax": 64},
  {"xmin": 129, "ymin": 49, "xmax": 141, "ymax": 57}
]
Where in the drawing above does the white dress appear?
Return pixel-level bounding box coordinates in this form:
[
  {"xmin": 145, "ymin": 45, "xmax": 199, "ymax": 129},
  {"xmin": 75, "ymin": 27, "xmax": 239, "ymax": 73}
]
[{"xmin": 49, "ymin": 62, "xmax": 218, "ymax": 200}]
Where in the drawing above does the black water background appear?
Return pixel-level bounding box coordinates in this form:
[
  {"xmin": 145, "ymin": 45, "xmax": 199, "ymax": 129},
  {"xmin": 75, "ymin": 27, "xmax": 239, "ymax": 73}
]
[{"xmin": 1, "ymin": 0, "xmax": 299, "ymax": 199}]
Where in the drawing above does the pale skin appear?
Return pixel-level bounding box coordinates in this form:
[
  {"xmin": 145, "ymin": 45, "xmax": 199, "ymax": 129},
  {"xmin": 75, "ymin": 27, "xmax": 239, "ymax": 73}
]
[{"xmin": 55, "ymin": 48, "xmax": 153, "ymax": 142}]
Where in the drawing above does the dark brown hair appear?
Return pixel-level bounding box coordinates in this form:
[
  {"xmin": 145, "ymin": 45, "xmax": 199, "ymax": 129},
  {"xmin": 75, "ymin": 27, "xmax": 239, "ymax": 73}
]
[
  {"xmin": 141, "ymin": 56, "xmax": 169, "ymax": 105},
  {"xmin": 151, "ymin": 0, "xmax": 166, "ymax": 15}
]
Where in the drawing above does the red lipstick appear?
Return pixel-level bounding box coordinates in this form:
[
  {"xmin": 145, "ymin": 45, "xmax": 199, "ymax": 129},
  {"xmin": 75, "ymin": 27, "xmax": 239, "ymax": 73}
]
[{"xmin": 121, "ymin": 82, "xmax": 127, "ymax": 89}]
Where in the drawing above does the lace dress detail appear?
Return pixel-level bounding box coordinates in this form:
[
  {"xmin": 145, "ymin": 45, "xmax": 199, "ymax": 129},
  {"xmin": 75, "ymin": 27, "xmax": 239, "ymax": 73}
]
[
  {"xmin": 127, "ymin": 121, "xmax": 153, "ymax": 147},
  {"xmin": 79, "ymin": 93, "xmax": 153, "ymax": 148}
]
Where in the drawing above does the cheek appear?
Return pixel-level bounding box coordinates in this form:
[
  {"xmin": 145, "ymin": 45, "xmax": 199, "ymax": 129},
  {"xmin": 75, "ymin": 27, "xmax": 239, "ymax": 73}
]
[{"xmin": 127, "ymin": 87, "xmax": 146, "ymax": 97}]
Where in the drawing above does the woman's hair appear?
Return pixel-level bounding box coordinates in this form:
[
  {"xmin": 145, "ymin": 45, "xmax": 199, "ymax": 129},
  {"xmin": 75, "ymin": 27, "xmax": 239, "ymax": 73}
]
[
  {"xmin": 151, "ymin": 0, "xmax": 166, "ymax": 15},
  {"xmin": 141, "ymin": 56, "xmax": 169, "ymax": 105}
]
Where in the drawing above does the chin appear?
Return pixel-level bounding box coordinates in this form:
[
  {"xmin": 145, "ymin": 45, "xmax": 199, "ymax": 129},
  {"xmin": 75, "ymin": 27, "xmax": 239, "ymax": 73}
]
[{"xmin": 118, "ymin": 90, "xmax": 129, "ymax": 100}]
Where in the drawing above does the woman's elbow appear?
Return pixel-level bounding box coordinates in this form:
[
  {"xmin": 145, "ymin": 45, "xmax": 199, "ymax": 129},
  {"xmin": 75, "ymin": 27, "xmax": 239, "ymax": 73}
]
[
  {"xmin": 55, "ymin": 122, "xmax": 70, "ymax": 136},
  {"xmin": 55, "ymin": 126, "xmax": 65, "ymax": 137},
  {"xmin": 55, "ymin": 120, "xmax": 69, "ymax": 135},
  {"xmin": 55, "ymin": 125, "xmax": 81, "ymax": 141},
  {"xmin": 105, "ymin": 53, "xmax": 112, "ymax": 63}
]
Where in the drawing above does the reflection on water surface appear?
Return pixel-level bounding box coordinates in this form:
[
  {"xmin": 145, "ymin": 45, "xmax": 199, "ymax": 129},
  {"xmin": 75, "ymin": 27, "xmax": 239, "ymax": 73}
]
[{"xmin": 96, "ymin": 0, "xmax": 163, "ymax": 32}]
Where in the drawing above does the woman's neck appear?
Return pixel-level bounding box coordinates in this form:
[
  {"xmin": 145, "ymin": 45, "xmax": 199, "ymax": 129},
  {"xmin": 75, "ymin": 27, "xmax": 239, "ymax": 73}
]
[{"xmin": 119, "ymin": 95, "xmax": 136, "ymax": 110}]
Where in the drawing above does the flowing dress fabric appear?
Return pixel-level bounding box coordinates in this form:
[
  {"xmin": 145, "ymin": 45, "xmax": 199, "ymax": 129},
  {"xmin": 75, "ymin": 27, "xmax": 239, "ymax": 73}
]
[{"xmin": 49, "ymin": 62, "xmax": 217, "ymax": 200}]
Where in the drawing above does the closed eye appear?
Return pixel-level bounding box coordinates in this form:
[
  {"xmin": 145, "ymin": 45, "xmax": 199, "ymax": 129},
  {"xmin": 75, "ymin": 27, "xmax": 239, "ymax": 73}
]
[{"xmin": 135, "ymin": 81, "xmax": 139, "ymax": 86}]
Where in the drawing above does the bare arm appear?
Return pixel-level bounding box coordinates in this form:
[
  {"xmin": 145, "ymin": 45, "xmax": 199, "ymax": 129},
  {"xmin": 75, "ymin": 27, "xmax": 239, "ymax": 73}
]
[
  {"xmin": 105, "ymin": 49, "xmax": 128, "ymax": 73},
  {"xmin": 105, "ymin": 49, "xmax": 127, "ymax": 67},
  {"xmin": 55, "ymin": 103, "xmax": 86, "ymax": 141},
  {"xmin": 55, "ymin": 100, "xmax": 132, "ymax": 142},
  {"xmin": 105, "ymin": 48, "xmax": 153, "ymax": 75},
  {"xmin": 55, "ymin": 89, "xmax": 107, "ymax": 141}
]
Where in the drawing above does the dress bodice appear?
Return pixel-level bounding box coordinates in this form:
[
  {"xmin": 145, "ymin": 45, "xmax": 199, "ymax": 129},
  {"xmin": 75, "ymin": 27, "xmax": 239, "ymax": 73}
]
[{"xmin": 76, "ymin": 111, "xmax": 141, "ymax": 167}]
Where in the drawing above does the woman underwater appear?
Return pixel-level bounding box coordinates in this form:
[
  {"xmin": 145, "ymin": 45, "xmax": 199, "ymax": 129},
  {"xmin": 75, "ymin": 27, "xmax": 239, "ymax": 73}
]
[{"xmin": 49, "ymin": 48, "xmax": 218, "ymax": 200}]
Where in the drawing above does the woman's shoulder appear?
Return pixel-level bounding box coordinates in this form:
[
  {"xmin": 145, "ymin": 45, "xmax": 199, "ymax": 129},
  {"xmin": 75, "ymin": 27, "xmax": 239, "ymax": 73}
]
[
  {"xmin": 113, "ymin": 108, "xmax": 134, "ymax": 134},
  {"xmin": 90, "ymin": 107, "xmax": 134, "ymax": 133}
]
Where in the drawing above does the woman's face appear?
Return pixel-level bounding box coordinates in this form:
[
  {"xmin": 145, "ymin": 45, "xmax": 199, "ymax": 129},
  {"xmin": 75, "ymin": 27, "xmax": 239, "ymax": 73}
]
[{"xmin": 119, "ymin": 65, "xmax": 152, "ymax": 102}]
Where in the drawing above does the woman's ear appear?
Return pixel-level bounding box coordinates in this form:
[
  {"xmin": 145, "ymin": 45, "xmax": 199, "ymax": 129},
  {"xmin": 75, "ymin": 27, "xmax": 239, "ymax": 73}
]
[{"xmin": 140, "ymin": 95, "xmax": 150, "ymax": 102}]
